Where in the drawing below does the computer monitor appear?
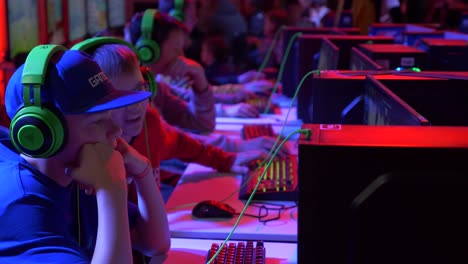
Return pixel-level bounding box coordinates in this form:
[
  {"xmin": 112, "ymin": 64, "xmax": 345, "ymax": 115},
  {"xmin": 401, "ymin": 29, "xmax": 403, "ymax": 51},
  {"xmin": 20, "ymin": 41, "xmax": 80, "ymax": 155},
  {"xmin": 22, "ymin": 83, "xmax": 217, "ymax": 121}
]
[
  {"xmin": 7, "ymin": 0, "xmax": 40, "ymax": 64},
  {"xmin": 298, "ymin": 124, "xmax": 468, "ymax": 264},
  {"xmin": 282, "ymin": 27, "xmax": 360, "ymax": 59},
  {"xmin": 317, "ymin": 38, "xmax": 339, "ymax": 71},
  {"xmin": 401, "ymin": 30, "xmax": 444, "ymax": 46},
  {"xmin": 298, "ymin": 71, "xmax": 446, "ymax": 125},
  {"xmin": 282, "ymin": 28, "xmax": 335, "ymax": 98},
  {"xmin": 108, "ymin": 0, "xmax": 126, "ymax": 28},
  {"xmin": 357, "ymin": 44, "xmax": 427, "ymax": 71},
  {"xmin": 379, "ymin": 73, "xmax": 468, "ymax": 126},
  {"xmin": 281, "ymin": 27, "xmax": 360, "ymax": 97},
  {"xmin": 418, "ymin": 38, "xmax": 468, "ymax": 71},
  {"xmin": 293, "ymin": 35, "xmax": 394, "ymax": 100},
  {"xmin": 327, "ymin": 35, "xmax": 395, "ymax": 69},
  {"xmin": 67, "ymin": 0, "xmax": 87, "ymax": 44},
  {"xmin": 368, "ymin": 23, "xmax": 434, "ymax": 43},
  {"xmin": 86, "ymin": 0, "xmax": 108, "ymax": 36},
  {"xmin": 47, "ymin": 0, "xmax": 65, "ymax": 44},
  {"xmin": 349, "ymin": 47, "xmax": 383, "ymax": 71},
  {"xmin": 363, "ymin": 75, "xmax": 429, "ymax": 126}
]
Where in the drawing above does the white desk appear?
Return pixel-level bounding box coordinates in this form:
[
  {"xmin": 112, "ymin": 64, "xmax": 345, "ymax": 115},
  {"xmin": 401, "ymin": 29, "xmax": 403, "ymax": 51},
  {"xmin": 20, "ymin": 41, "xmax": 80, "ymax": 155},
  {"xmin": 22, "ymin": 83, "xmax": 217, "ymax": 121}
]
[
  {"xmin": 150, "ymin": 238, "xmax": 298, "ymax": 264},
  {"xmin": 215, "ymin": 106, "xmax": 303, "ymax": 142},
  {"xmin": 215, "ymin": 107, "xmax": 303, "ymax": 127},
  {"xmin": 215, "ymin": 93, "xmax": 302, "ymax": 127},
  {"xmin": 165, "ymin": 163, "xmax": 298, "ymax": 242}
]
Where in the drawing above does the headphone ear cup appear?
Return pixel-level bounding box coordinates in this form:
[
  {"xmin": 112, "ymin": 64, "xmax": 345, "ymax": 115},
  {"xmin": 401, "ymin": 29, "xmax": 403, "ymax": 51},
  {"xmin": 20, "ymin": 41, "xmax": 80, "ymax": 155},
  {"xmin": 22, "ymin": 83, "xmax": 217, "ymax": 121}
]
[
  {"xmin": 9, "ymin": 104, "xmax": 67, "ymax": 158},
  {"xmin": 169, "ymin": 9, "xmax": 185, "ymax": 22},
  {"xmin": 136, "ymin": 38, "xmax": 160, "ymax": 65},
  {"xmin": 141, "ymin": 66, "xmax": 157, "ymax": 101}
]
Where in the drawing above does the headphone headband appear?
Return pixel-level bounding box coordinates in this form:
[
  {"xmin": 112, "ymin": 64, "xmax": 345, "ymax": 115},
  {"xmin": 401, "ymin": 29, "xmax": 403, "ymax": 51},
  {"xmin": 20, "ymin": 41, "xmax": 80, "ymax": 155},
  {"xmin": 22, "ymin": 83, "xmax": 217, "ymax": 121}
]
[
  {"xmin": 141, "ymin": 9, "xmax": 156, "ymax": 40},
  {"xmin": 10, "ymin": 44, "xmax": 68, "ymax": 158},
  {"xmin": 71, "ymin": 36, "xmax": 137, "ymax": 55},
  {"xmin": 22, "ymin": 45, "xmax": 67, "ymax": 86},
  {"xmin": 71, "ymin": 37, "xmax": 157, "ymax": 101}
]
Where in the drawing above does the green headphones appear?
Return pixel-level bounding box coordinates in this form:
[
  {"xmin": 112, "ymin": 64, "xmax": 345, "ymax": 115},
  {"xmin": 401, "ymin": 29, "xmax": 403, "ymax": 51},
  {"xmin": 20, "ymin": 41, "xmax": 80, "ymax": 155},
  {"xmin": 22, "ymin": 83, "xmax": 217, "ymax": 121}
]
[
  {"xmin": 170, "ymin": 0, "xmax": 185, "ymax": 22},
  {"xmin": 135, "ymin": 9, "xmax": 161, "ymax": 65},
  {"xmin": 71, "ymin": 36, "xmax": 157, "ymax": 101},
  {"xmin": 9, "ymin": 44, "xmax": 68, "ymax": 158}
]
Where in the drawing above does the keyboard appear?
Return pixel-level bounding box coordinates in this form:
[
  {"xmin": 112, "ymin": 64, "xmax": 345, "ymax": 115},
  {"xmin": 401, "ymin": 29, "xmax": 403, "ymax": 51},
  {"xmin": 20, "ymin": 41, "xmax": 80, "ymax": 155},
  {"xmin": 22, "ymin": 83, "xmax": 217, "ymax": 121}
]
[
  {"xmin": 247, "ymin": 97, "xmax": 278, "ymax": 114},
  {"xmin": 241, "ymin": 124, "xmax": 275, "ymax": 140},
  {"xmin": 239, "ymin": 155, "xmax": 298, "ymax": 201},
  {"xmin": 205, "ymin": 240, "xmax": 265, "ymax": 264}
]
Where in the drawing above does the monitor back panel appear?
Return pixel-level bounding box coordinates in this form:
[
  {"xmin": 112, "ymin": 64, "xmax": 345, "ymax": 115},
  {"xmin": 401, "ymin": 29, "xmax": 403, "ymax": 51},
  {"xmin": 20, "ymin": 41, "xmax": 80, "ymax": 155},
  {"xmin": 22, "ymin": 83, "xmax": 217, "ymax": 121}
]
[
  {"xmin": 282, "ymin": 29, "xmax": 360, "ymax": 97},
  {"xmin": 381, "ymin": 77, "xmax": 468, "ymax": 126},
  {"xmin": 358, "ymin": 43, "xmax": 427, "ymax": 70},
  {"xmin": 297, "ymin": 72, "xmax": 446, "ymax": 125},
  {"xmin": 418, "ymin": 38, "xmax": 468, "ymax": 71},
  {"xmin": 328, "ymin": 36, "xmax": 395, "ymax": 70},
  {"xmin": 294, "ymin": 35, "xmax": 394, "ymax": 104}
]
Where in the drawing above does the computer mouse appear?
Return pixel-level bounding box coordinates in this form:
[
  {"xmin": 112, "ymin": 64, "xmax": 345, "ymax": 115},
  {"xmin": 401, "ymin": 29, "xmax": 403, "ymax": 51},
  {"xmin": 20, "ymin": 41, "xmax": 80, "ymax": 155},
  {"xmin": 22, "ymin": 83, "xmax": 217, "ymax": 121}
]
[{"xmin": 192, "ymin": 200, "xmax": 236, "ymax": 219}]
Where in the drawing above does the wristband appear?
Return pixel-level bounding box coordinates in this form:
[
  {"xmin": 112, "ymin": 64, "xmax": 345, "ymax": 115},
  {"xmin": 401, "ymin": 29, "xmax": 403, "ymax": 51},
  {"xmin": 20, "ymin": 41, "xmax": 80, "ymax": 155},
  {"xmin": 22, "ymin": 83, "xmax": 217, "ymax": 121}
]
[{"xmin": 134, "ymin": 162, "xmax": 152, "ymax": 179}]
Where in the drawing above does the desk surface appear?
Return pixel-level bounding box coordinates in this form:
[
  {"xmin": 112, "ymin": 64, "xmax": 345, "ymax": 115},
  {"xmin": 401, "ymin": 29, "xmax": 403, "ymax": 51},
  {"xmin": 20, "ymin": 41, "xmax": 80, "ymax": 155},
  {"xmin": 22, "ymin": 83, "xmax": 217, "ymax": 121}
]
[
  {"xmin": 215, "ymin": 107, "xmax": 302, "ymax": 127},
  {"xmin": 215, "ymin": 94, "xmax": 302, "ymax": 127},
  {"xmin": 150, "ymin": 238, "xmax": 298, "ymax": 264},
  {"xmin": 214, "ymin": 105, "xmax": 303, "ymax": 141},
  {"xmin": 165, "ymin": 110, "xmax": 299, "ymax": 243},
  {"xmin": 165, "ymin": 163, "xmax": 298, "ymax": 242}
]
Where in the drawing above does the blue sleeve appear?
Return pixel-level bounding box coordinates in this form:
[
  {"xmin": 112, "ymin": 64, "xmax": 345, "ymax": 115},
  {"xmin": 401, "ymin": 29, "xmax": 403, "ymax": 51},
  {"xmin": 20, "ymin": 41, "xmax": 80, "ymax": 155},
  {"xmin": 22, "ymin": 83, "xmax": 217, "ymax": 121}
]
[
  {"xmin": 77, "ymin": 190, "xmax": 140, "ymax": 258},
  {"xmin": 128, "ymin": 201, "xmax": 139, "ymax": 229}
]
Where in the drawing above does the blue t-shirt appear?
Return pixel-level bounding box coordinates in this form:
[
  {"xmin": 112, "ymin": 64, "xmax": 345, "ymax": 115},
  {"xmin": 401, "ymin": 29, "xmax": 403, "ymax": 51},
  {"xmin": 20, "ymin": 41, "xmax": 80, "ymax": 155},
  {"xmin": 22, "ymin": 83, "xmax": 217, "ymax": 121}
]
[{"xmin": 0, "ymin": 140, "xmax": 138, "ymax": 263}]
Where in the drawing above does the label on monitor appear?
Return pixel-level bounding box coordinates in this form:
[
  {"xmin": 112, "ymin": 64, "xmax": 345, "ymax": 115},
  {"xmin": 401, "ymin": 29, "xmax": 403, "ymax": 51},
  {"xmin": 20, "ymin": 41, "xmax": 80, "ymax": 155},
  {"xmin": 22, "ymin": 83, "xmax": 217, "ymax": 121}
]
[
  {"xmin": 400, "ymin": 57, "xmax": 415, "ymax": 67},
  {"xmin": 320, "ymin": 124, "xmax": 342, "ymax": 130}
]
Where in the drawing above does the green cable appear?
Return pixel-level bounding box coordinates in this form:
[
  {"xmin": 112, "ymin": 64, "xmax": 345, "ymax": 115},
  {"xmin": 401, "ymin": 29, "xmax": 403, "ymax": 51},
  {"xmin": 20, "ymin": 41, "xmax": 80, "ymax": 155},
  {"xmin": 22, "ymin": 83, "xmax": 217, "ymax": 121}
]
[
  {"xmin": 263, "ymin": 32, "xmax": 303, "ymax": 114},
  {"xmin": 206, "ymin": 129, "xmax": 304, "ymax": 264},
  {"xmin": 255, "ymin": 25, "xmax": 286, "ymax": 82},
  {"xmin": 218, "ymin": 69, "xmax": 321, "ymax": 206},
  {"xmin": 76, "ymin": 184, "xmax": 81, "ymax": 246},
  {"xmin": 207, "ymin": 70, "xmax": 321, "ymax": 264},
  {"xmin": 261, "ymin": 69, "xmax": 320, "ymax": 164}
]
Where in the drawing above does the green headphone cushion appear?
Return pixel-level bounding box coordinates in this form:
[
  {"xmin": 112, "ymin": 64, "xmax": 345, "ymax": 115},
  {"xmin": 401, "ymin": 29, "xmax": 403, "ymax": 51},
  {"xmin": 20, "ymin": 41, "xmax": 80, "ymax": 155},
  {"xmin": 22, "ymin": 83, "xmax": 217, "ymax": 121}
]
[{"xmin": 136, "ymin": 9, "xmax": 161, "ymax": 64}]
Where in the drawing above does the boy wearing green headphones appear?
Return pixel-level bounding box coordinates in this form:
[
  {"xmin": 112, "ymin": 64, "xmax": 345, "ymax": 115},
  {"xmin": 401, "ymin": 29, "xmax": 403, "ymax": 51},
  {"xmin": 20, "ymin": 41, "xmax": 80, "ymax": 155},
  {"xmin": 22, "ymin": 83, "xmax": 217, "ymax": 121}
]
[{"xmin": 0, "ymin": 46, "xmax": 167, "ymax": 263}]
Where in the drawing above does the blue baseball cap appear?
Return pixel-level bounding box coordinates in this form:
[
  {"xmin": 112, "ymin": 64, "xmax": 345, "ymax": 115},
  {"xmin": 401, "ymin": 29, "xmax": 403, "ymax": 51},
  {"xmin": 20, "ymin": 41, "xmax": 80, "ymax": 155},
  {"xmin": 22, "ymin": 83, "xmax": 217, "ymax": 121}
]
[{"xmin": 6, "ymin": 50, "xmax": 151, "ymax": 120}]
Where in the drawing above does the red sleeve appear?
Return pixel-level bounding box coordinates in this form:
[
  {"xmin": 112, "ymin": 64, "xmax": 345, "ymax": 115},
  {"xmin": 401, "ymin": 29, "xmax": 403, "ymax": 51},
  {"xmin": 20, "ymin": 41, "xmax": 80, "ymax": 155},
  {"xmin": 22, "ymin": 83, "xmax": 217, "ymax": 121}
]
[
  {"xmin": 152, "ymin": 81, "xmax": 215, "ymax": 133},
  {"xmin": 158, "ymin": 114, "xmax": 236, "ymax": 173},
  {"xmin": 132, "ymin": 108, "xmax": 236, "ymax": 180},
  {"xmin": 131, "ymin": 107, "xmax": 164, "ymax": 170}
]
